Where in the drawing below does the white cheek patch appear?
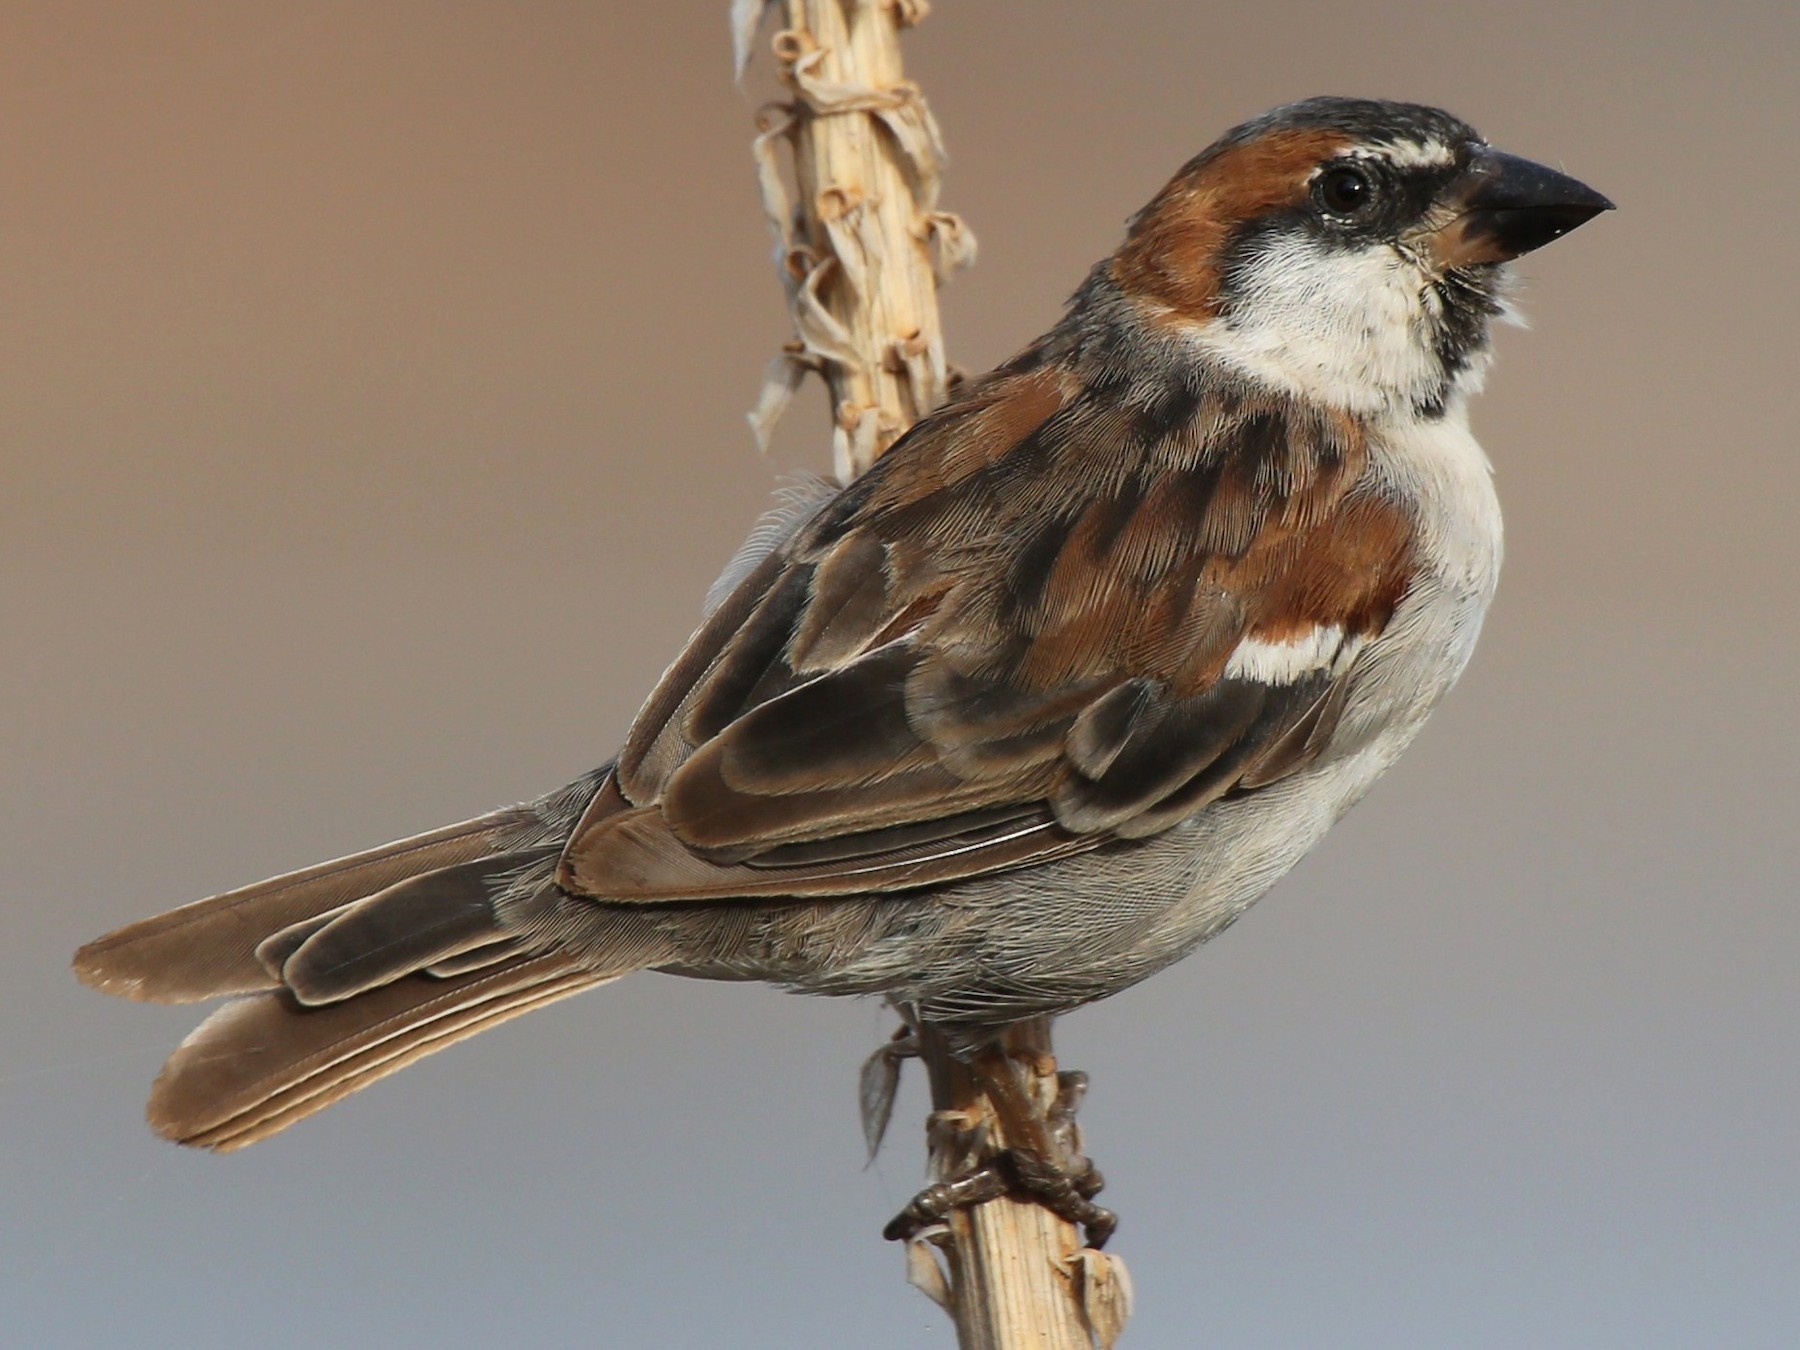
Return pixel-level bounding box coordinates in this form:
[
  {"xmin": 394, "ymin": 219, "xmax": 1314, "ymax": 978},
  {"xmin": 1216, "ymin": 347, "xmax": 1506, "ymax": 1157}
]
[
  {"xmin": 1185, "ymin": 235, "xmax": 1450, "ymax": 415},
  {"xmin": 1224, "ymin": 625, "xmax": 1364, "ymax": 686}
]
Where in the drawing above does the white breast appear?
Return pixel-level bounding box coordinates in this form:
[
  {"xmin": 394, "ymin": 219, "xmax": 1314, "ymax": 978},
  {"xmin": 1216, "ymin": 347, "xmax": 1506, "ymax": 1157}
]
[{"xmin": 1336, "ymin": 401, "xmax": 1504, "ymax": 755}]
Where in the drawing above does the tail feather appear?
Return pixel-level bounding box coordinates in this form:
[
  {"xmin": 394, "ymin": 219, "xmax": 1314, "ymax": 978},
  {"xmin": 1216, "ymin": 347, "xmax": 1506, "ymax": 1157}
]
[
  {"xmin": 72, "ymin": 808, "xmax": 530, "ymax": 1003},
  {"xmin": 252, "ymin": 908, "xmax": 344, "ymax": 980},
  {"xmin": 76, "ymin": 772, "xmax": 679, "ymax": 1150},
  {"xmin": 150, "ymin": 952, "xmax": 614, "ymax": 1151},
  {"xmin": 275, "ymin": 848, "xmax": 560, "ymax": 1006},
  {"xmin": 421, "ymin": 938, "xmax": 532, "ymax": 978}
]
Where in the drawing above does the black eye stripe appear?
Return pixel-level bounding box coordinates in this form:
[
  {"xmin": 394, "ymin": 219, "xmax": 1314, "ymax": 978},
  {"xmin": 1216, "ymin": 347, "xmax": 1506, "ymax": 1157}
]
[{"xmin": 1307, "ymin": 152, "xmax": 1468, "ymax": 235}]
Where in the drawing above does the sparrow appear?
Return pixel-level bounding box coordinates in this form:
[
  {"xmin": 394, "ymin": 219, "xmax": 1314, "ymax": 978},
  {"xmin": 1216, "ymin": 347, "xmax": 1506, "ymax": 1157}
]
[{"xmin": 76, "ymin": 98, "xmax": 1611, "ymax": 1176}]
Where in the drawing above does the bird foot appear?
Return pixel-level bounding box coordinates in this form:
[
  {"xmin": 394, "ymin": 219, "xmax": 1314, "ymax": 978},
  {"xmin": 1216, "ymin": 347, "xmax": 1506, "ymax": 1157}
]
[
  {"xmin": 1010, "ymin": 1146, "xmax": 1116, "ymax": 1247},
  {"xmin": 884, "ymin": 1046, "xmax": 1116, "ymax": 1249},
  {"xmin": 882, "ymin": 1160, "xmax": 1009, "ymax": 1241},
  {"xmin": 882, "ymin": 1145, "xmax": 1116, "ymax": 1247}
]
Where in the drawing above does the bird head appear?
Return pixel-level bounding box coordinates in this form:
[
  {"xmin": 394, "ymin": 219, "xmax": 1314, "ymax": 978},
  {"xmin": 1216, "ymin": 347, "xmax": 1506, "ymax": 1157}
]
[{"xmin": 1110, "ymin": 96, "xmax": 1613, "ymax": 417}]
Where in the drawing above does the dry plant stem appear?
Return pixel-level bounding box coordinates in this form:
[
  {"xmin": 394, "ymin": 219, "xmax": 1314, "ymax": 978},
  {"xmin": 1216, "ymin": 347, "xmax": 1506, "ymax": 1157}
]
[
  {"xmin": 740, "ymin": 2, "xmax": 1127, "ymax": 1343},
  {"xmin": 764, "ymin": 0, "xmax": 968, "ymax": 479},
  {"xmin": 916, "ymin": 1019, "xmax": 1115, "ymax": 1350}
]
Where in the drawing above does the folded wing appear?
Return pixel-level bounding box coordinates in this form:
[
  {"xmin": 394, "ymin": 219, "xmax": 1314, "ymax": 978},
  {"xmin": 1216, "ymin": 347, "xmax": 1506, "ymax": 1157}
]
[{"xmin": 561, "ymin": 355, "xmax": 1416, "ymax": 902}]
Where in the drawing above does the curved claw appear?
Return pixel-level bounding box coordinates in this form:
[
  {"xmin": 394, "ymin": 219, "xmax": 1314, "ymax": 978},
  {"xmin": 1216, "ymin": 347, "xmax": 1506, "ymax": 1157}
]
[{"xmin": 1002, "ymin": 1147, "xmax": 1118, "ymax": 1249}]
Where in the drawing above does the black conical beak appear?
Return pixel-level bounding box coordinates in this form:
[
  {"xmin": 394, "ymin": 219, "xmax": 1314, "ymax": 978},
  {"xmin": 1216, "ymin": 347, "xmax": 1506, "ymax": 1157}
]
[{"xmin": 1432, "ymin": 148, "xmax": 1614, "ymax": 267}]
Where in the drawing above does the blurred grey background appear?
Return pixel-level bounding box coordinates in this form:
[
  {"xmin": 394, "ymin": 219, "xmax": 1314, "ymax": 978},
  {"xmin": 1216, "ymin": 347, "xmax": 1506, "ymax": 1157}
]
[{"xmin": 4, "ymin": 2, "xmax": 1797, "ymax": 1346}]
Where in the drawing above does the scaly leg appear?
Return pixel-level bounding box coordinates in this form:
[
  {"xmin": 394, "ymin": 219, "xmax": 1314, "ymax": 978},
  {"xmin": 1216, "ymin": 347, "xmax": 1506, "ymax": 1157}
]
[{"xmin": 969, "ymin": 1048, "xmax": 1116, "ymax": 1248}]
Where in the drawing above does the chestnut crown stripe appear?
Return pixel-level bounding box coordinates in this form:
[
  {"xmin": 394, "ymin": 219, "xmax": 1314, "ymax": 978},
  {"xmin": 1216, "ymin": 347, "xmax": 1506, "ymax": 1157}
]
[{"xmin": 561, "ymin": 357, "xmax": 1418, "ymax": 902}]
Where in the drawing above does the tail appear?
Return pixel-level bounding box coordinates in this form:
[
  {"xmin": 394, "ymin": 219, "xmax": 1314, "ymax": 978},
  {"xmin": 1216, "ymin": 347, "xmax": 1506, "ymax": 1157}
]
[
  {"xmin": 145, "ymin": 951, "xmax": 608, "ymax": 1150},
  {"xmin": 73, "ymin": 808, "xmax": 531, "ymax": 1004},
  {"xmin": 74, "ymin": 788, "xmax": 668, "ymax": 1150}
]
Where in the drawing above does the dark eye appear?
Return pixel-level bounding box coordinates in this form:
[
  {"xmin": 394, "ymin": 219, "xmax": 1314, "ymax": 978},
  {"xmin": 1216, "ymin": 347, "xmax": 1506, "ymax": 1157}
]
[{"xmin": 1317, "ymin": 165, "xmax": 1376, "ymax": 215}]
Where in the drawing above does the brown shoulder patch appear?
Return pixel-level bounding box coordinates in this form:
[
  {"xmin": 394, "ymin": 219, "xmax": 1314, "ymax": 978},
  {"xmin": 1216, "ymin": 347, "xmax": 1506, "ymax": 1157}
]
[
  {"xmin": 857, "ymin": 365, "xmax": 1076, "ymax": 516},
  {"xmin": 1112, "ymin": 127, "xmax": 1349, "ymax": 320},
  {"xmin": 1229, "ymin": 486, "xmax": 1419, "ymax": 644}
]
